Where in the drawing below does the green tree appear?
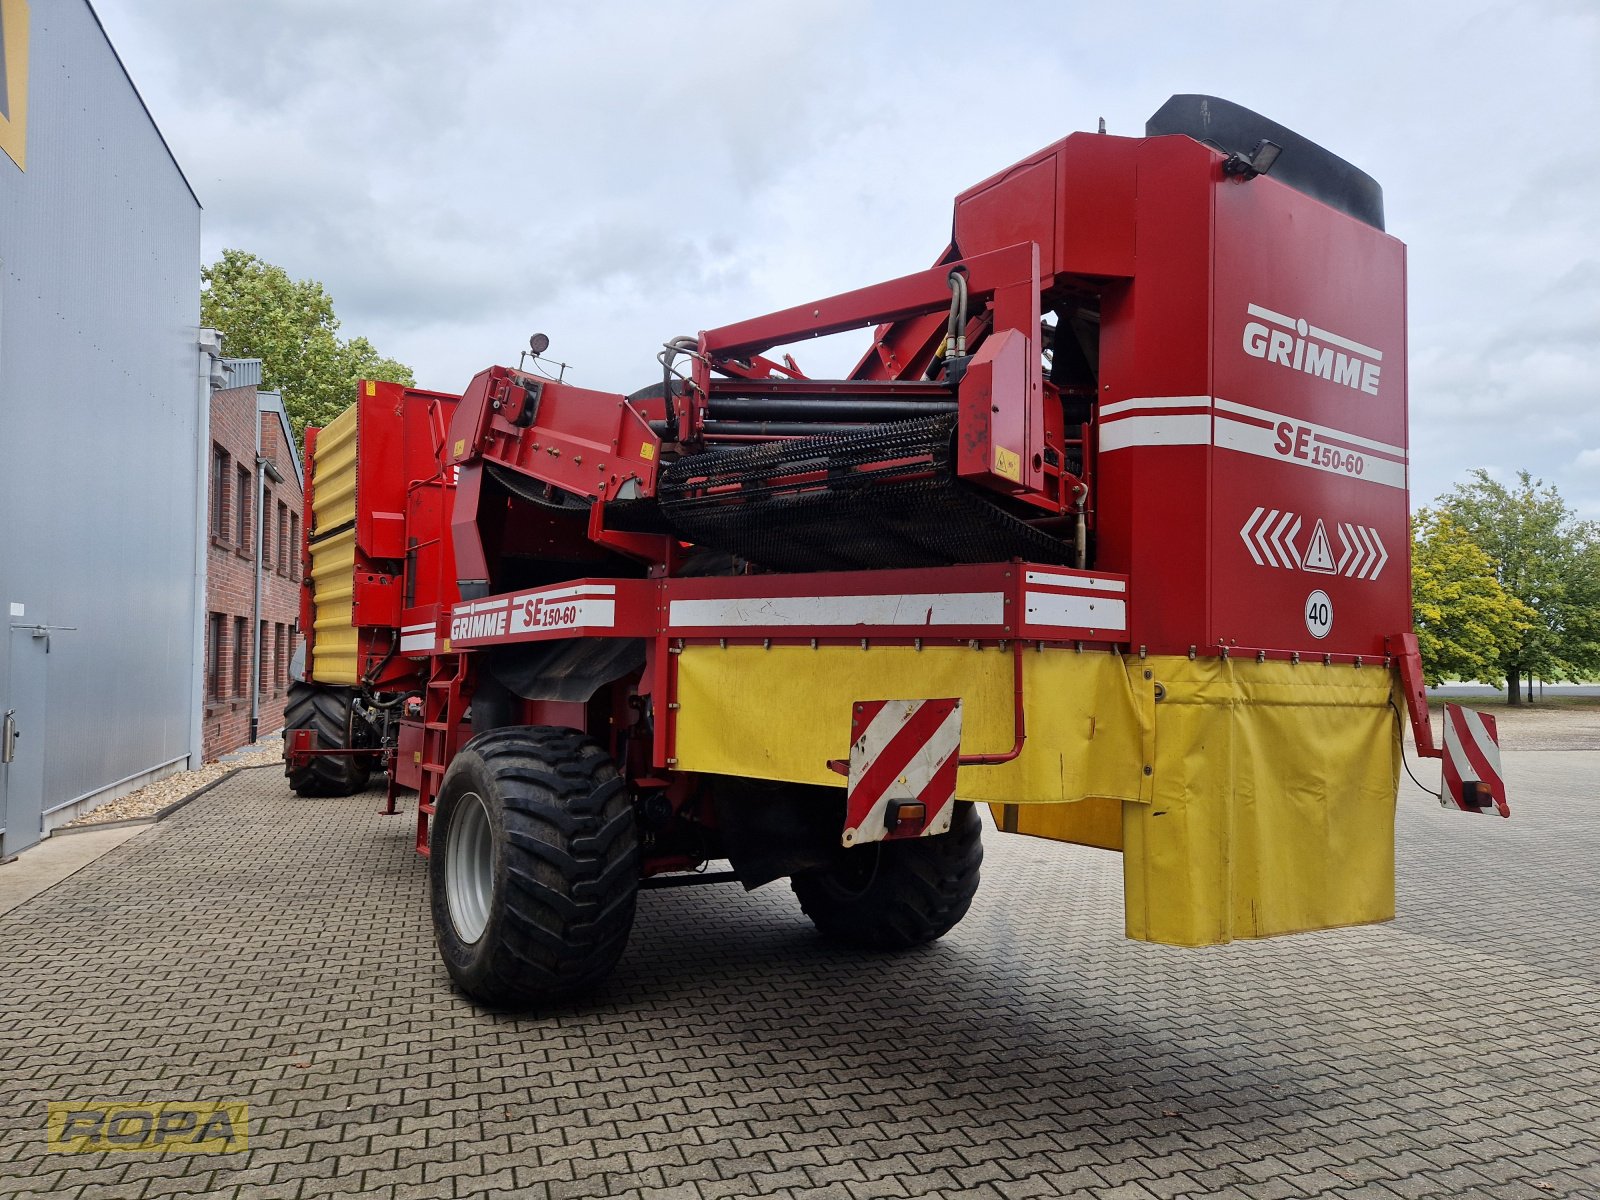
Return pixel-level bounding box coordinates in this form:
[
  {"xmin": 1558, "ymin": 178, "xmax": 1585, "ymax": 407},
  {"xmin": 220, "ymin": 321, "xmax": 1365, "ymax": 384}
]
[
  {"xmin": 201, "ymin": 249, "xmax": 415, "ymax": 436},
  {"xmin": 1435, "ymin": 470, "xmax": 1600, "ymax": 703},
  {"xmin": 1410, "ymin": 509, "xmax": 1534, "ymax": 687}
]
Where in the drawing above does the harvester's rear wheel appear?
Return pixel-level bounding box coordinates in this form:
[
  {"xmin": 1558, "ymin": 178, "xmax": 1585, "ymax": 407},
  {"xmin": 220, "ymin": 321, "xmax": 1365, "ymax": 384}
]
[
  {"xmin": 429, "ymin": 726, "xmax": 640, "ymax": 1007},
  {"xmin": 791, "ymin": 801, "xmax": 982, "ymax": 950},
  {"xmin": 284, "ymin": 681, "xmax": 372, "ymax": 797}
]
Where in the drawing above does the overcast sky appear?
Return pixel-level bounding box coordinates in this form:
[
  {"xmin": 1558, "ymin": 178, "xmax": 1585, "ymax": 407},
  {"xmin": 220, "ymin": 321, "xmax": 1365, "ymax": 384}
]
[{"xmin": 93, "ymin": 0, "xmax": 1599, "ymax": 516}]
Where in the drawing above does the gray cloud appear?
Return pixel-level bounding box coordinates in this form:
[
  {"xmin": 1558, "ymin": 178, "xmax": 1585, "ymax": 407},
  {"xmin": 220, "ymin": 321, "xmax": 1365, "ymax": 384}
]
[{"xmin": 95, "ymin": 0, "xmax": 1600, "ymax": 513}]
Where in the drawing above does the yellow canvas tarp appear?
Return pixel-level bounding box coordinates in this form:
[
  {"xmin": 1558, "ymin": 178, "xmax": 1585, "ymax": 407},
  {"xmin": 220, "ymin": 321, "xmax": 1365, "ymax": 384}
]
[
  {"xmin": 672, "ymin": 645, "xmax": 1398, "ymax": 947},
  {"xmin": 1118, "ymin": 656, "xmax": 1398, "ymax": 946},
  {"xmin": 673, "ymin": 643, "xmax": 1156, "ymax": 804}
]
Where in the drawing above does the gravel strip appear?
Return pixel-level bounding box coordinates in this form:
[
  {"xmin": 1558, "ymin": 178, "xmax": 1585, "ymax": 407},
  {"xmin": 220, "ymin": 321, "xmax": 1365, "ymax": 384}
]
[
  {"xmin": 1412, "ymin": 700, "xmax": 1600, "ymax": 751},
  {"xmin": 64, "ymin": 737, "xmax": 285, "ymax": 827}
]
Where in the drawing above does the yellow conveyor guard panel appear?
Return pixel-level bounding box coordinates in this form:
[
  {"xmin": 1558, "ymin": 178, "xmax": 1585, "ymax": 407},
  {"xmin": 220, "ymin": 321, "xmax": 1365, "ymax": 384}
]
[
  {"xmin": 307, "ymin": 404, "xmax": 360, "ymax": 686},
  {"xmin": 674, "ymin": 646, "xmax": 1397, "ymax": 947}
]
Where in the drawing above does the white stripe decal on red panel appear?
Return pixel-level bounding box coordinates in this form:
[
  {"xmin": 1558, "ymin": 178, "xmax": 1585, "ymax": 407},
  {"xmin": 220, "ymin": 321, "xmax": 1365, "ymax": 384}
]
[
  {"xmin": 667, "ymin": 592, "xmax": 1005, "ymax": 629},
  {"xmin": 506, "ymin": 597, "xmax": 616, "ymax": 634},
  {"xmin": 1098, "ymin": 395, "xmax": 1213, "ymax": 419},
  {"xmin": 1023, "ymin": 591, "xmax": 1127, "ymax": 632},
  {"xmin": 1096, "ymin": 395, "xmax": 1409, "ymax": 492},
  {"xmin": 518, "ymin": 583, "xmax": 617, "ymax": 602},
  {"xmin": 1098, "ymin": 414, "xmax": 1211, "ymax": 452},
  {"xmin": 1213, "ymin": 398, "xmax": 1406, "ymax": 458},
  {"xmin": 1213, "ymin": 413, "xmax": 1407, "ymax": 490},
  {"xmin": 399, "ymin": 634, "xmax": 435, "ymax": 653},
  {"xmin": 1022, "ymin": 571, "xmax": 1126, "ymax": 593}
]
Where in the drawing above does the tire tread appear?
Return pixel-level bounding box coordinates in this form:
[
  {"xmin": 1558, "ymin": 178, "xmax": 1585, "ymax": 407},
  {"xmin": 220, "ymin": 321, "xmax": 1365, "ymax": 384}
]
[
  {"xmin": 791, "ymin": 802, "xmax": 982, "ymax": 951},
  {"xmin": 431, "ymin": 726, "xmax": 638, "ymax": 1007}
]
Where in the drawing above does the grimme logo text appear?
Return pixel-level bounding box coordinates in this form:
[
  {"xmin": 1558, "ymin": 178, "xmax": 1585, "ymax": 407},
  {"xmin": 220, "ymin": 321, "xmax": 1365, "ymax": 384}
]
[{"xmin": 1241, "ymin": 302, "xmax": 1382, "ymax": 396}]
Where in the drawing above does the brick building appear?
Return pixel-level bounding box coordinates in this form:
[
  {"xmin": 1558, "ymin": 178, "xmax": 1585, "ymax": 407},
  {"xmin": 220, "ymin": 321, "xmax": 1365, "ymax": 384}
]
[{"xmin": 205, "ymin": 359, "xmax": 304, "ymax": 758}]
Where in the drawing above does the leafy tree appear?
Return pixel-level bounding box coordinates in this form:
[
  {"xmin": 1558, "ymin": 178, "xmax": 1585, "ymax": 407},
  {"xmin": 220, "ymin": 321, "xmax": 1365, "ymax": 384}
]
[
  {"xmin": 1435, "ymin": 470, "xmax": 1600, "ymax": 703},
  {"xmin": 1410, "ymin": 509, "xmax": 1534, "ymax": 687},
  {"xmin": 201, "ymin": 249, "xmax": 415, "ymax": 436}
]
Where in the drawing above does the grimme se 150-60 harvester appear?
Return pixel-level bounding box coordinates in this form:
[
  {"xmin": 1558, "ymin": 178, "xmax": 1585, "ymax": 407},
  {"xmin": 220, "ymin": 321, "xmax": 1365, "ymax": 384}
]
[{"xmin": 286, "ymin": 96, "xmax": 1509, "ymax": 1006}]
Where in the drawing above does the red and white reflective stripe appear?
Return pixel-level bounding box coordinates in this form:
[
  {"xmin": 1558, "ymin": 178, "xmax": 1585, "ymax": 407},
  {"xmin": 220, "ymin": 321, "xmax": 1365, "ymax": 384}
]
[
  {"xmin": 1440, "ymin": 703, "xmax": 1509, "ymax": 818},
  {"xmin": 1097, "ymin": 395, "xmax": 1212, "ymax": 451},
  {"xmin": 667, "ymin": 591, "xmax": 1004, "ymax": 630},
  {"xmin": 449, "ymin": 583, "xmax": 619, "ymax": 646},
  {"xmin": 399, "ymin": 621, "xmax": 436, "ymax": 654},
  {"xmin": 1098, "ymin": 394, "xmax": 1409, "ymax": 491},
  {"xmin": 845, "ymin": 698, "xmax": 962, "ymax": 845},
  {"xmin": 1021, "ymin": 569, "xmax": 1127, "ymax": 634}
]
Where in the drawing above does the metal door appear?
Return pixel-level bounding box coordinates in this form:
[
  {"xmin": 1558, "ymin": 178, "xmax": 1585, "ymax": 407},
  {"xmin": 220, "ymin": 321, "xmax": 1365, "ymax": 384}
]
[{"xmin": 2, "ymin": 623, "xmax": 51, "ymax": 858}]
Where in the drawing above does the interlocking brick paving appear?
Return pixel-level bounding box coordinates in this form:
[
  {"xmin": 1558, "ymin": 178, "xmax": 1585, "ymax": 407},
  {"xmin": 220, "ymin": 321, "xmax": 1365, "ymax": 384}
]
[{"xmin": 1, "ymin": 751, "xmax": 1595, "ymax": 1199}]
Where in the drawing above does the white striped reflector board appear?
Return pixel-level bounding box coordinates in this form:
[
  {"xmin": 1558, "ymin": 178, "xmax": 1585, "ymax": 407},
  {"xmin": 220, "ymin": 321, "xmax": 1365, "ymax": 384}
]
[
  {"xmin": 1440, "ymin": 703, "xmax": 1510, "ymax": 818},
  {"xmin": 844, "ymin": 698, "xmax": 962, "ymax": 846}
]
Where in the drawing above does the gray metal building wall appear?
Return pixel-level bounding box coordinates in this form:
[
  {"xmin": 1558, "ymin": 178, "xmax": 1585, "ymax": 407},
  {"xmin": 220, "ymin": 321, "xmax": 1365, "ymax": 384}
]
[{"xmin": 0, "ymin": 0, "xmax": 203, "ymax": 854}]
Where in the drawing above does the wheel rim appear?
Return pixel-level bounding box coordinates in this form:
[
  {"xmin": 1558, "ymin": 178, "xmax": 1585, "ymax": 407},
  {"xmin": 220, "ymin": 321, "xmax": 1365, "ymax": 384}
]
[{"xmin": 446, "ymin": 791, "xmax": 495, "ymax": 944}]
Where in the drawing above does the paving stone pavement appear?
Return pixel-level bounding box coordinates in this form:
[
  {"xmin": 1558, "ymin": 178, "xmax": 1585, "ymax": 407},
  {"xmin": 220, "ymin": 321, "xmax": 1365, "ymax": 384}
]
[{"xmin": 1, "ymin": 751, "xmax": 1597, "ymax": 1200}]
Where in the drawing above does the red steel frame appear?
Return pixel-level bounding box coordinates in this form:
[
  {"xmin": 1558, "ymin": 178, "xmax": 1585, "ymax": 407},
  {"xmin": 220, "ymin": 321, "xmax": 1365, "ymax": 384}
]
[{"xmin": 294, "ymin": 122, "xmax": 1445, "ymax": 867}]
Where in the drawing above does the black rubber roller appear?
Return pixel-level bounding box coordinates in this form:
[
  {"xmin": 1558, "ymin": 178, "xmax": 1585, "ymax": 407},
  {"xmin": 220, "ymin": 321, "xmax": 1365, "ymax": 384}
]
[{"xmin": 656, "ymin": 415, "xmax": 1073, "ymax": 573}]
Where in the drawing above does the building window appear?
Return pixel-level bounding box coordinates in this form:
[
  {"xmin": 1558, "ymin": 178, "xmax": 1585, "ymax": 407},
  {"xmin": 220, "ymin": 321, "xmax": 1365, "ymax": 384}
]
[
  {"xmin": 210, "ymin": 446, "xmax": 230, "ymax": 541},
  {"xmin": 207, "ymin": 613, "xmax": 225, "ymax": 701},
  {"xmin": 275, "ymin": 624, "xmax": 289, "ymax": 688},
  {"xmin": 289, "ymin": 513, "xmax": 300, "ymax": 579},
  {"xmin": 260, "ymin": 620, "xmax": 270, "ymax": 695},
  {"xmin": 236, "ymin": 464, "xmax": 252, "ymax": 550},
  {"xmin": 261, "ymin": 487, "xmax": 272, "ymax": 568},
  {"xmin": 278, "ymin": 502, "xmax": 290, "ymax": 576},
  {"xmin": 233, "ymin": 616, "xmax": 249, "ymax": 697}
]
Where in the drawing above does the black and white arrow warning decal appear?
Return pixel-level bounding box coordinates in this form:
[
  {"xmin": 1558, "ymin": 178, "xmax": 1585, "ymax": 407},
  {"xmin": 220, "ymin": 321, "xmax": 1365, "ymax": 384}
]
[
  {"xmin": 1241, "ymin": 510, "xmax": 1389, "ymax": 580},
  {"xmin": 1239, "ymin": 507, "xmax": 1303, "ymax": 569},
  {"xmin": 1335, "ymin": 523, "xmax": 1389, "ymax": 580}
]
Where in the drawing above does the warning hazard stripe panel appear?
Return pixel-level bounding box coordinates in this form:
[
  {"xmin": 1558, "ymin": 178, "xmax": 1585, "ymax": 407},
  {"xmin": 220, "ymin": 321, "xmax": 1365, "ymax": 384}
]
[
  {"xmin": 1441, "ymin": 703, "xmax": 1509, "ymax": 817},
  {"xmin": 845, "ymin": 698, "xmax": 962, "ymax": 845}
]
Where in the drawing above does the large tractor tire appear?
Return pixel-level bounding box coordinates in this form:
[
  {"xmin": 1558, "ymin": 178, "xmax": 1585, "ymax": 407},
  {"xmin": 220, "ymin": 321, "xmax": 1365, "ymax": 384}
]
[
  {"xmin": 284, "ymin": 681, "xmax": 372, "ymax": 797},
  {"xmin": 429, "ymin": 726, "xmax": 640, "ymax": 1007},
  {"xmin": 791, "ymin": 801, "xmax": 982, "ymax": 950}
]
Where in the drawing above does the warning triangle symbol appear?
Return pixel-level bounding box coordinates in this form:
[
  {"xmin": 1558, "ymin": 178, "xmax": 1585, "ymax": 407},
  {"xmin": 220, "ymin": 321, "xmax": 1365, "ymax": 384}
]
[{"xmin": 1303, "ymin": 519, "xmax": 1337, "ymax": 573}]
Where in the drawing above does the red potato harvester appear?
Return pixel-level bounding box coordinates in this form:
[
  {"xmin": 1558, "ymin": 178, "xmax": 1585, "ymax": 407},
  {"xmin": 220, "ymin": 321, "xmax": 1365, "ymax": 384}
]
[{"xmin": 286, "ymin": 95, "xmax": 1507, "ymax": 1007}]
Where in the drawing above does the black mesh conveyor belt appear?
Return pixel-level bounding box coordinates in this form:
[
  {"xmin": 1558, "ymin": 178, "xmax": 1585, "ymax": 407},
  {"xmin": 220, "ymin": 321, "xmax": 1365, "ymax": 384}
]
[{"xmin": 656, "ymin": 415, "xmax": 1074, "ymax": 573}]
